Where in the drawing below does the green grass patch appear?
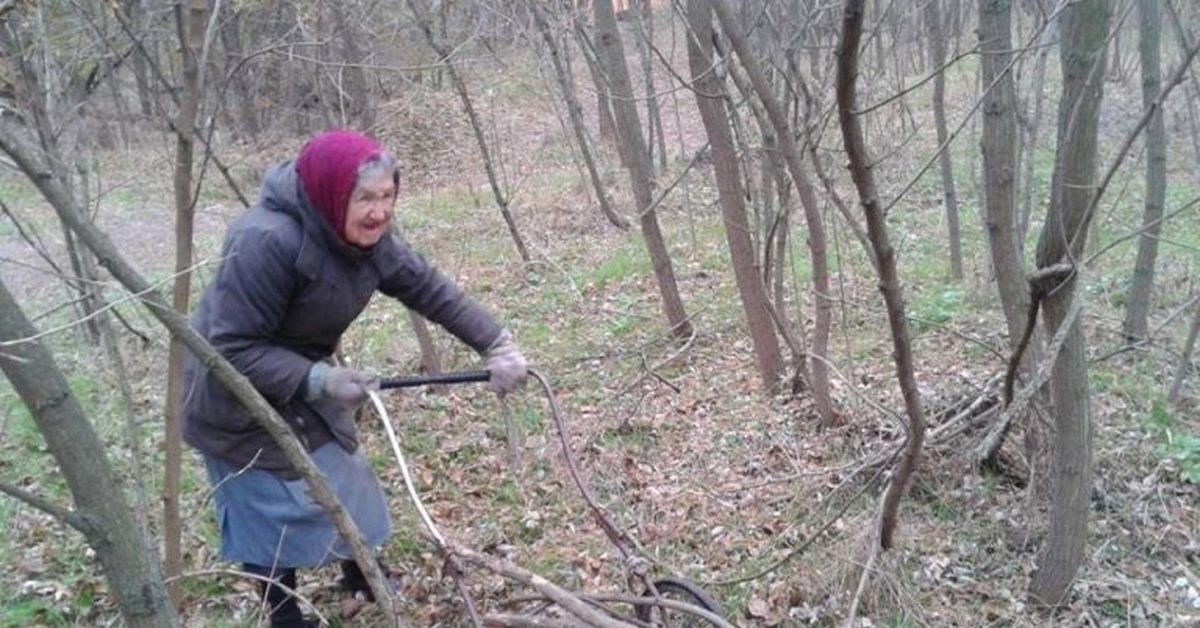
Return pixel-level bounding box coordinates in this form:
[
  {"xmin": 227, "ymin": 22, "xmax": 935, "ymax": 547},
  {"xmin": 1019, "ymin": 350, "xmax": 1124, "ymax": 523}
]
[
  {"xmin": 1099, "ymin": 599, "xmax": 1126, "ymax": 620},
  {"xmin": 402, "ymin": 185, "xmax": 479, "ymax": 230},
  {"xmin": 383, "ymin": 511, "xmax": 428, "ymax": 565},
  {"xmin": 910, "ymin": 286, "xmax": 964, "ymax": 333},
  {"xmin": 589, "ymin": 244, "xmax": 651, "ymax": 290},
  {"xmin": 0, "ymin": 597, "xmax": 69, "ymax": 628},
  {"xmin": 1145, "ymin": 402, "xmax": 1200, "ymax": 484},
  {"xmin": 595, "ymin": 422, "xmax": 658, "ymax": 455}
]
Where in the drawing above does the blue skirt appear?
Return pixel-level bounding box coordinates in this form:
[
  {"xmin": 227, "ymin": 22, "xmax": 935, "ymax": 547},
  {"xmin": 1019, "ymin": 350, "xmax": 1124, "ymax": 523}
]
[{"xmin": 204, "ymin": 442, "xmax": 392, "ymax": 568}]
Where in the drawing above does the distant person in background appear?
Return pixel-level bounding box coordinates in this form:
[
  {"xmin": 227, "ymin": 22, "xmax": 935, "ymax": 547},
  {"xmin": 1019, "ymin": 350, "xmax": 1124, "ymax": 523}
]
[{"xmin": 182, "ymin": 129, "xmax": 527, "ymax": 627}]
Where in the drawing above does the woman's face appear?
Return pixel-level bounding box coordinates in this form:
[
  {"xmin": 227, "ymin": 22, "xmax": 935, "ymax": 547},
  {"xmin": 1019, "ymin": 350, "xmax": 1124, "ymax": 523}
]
[{"xmin": 344, "ymin": 170, "xmax": 396, "ymax": 247}]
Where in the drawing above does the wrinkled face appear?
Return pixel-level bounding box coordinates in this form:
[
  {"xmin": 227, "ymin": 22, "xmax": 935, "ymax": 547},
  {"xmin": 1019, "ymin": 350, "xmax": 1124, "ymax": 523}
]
[{"xmin": 344, "ymin": 170, "xmax": 396, "ymax": 247}]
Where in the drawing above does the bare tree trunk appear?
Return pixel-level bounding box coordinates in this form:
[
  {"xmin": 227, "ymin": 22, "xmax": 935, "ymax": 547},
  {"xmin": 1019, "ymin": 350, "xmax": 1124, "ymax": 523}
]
[
  {"xmin": 632, "ymin": 0, "xmax": 668, "ymax": 173},
  {"xmin": 1122, "ymin": 0, "xmax": 1166, "ymax": 341},
  {"xmin": 722, "ymin": 56, "xmax": 809, "ymax": 388},
  {"xmin": 407, "ymin": 311, "xmax": 443, "ymax": 376},
  {"xmin": 711, "ymin": 0, "xmax": 836, "ymax": 425},
  {"xmin": 3, "ymin": 19, "xmax": 105, "ymax": 346},
  {"xmin": 1109, "ymin": 5, "xmax": 1125, "ymax": 80},
  {"xmin": 836, "ymin": 0, "xmax": 927, "ymax": 549},
  {"xmin": 121, "ymin": 0, "xmax": 155, "ymax": 117},
  {"xmin": 77, "ymin": 162, "xmax": 150, "ymax": 505},
  {"xmin": 101, "ymin": 2, "xmax": 252, "ymax": 207},
  {"xmin": 407, "ymin": 0, "xmax": 531, "ymax": 264},
  {"xmin": 0, "ymin": 278, "xmax": 180, "ymax": 628},
  {"xmin": 573, "ymin": 20, "xmax": 619, "ymax": 146},
  {"xmin": 0, "ymin": 124, "xmax": 405, "ymax": 625},
  {"xmin": 60, "ymin": 224, "xmax": 104, "ymax": 345},
  {"xmin": 594, "ymin": 0, "xmax": 692, "ymax": 337},
  {"xmin": 332, "ymin": 5, "xmax": 374, "ymax": 129},
  {"xmin": 1167, "ymin": 298, "xmax": 1200, "ymax": 406},
  {"xmin": 980, "ymin": 0, "xmax": 1037, "ymax": 352},
  {"xmin": 979, "ymin": 0, "xmax": 1050, "ymax": 483},
  {"xmin": 687, "ymin": 0, "xmax": 783, "ymax": 391},
  {"xmin": 925, "ymin": 0, "xmax": 964, "ymax": 280},
  {"xmin": 163, "ymin": 0, "xmax": 205, "ymax": 601},
  {"xmin": 872, "ymin": 0, "xmax": 885, "ymax": 72},
  {"xmin": 1020, "ymin": 19, "xmax": 1054, "ymax": 243},
  {"xmin": 310, "ymin": 8, "xmax": 336, "ymax": 130},
  {"xmin": 647, "ymin": 2, "xmax": 669, "ymax": 173},
  {"xmin": 530, "ymin": 2, "xmax": 629, "ymax": 230},
  {"xmin": 219, "ymin": 5, "xmax": 260, "ymax": 139},
  {"xmin": 810, "ymin": 144, "xmax": 878, "ymax": 270},
  {"xmin": 1028, "ymin": 0, "xmax": 1112, "ymax": 606}
]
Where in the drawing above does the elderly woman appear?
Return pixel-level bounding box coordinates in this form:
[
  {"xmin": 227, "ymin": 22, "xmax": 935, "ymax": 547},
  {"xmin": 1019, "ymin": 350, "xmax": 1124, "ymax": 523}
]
[{"xmin": 183, "ymin": 129, "xmax": 526, "ymax": 628}]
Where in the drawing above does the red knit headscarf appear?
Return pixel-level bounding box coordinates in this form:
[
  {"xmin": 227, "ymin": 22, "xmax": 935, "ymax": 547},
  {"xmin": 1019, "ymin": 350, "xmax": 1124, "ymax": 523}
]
[{"xmin": 296, "ymin": 129, "xmax": 383, "ymax": 238}]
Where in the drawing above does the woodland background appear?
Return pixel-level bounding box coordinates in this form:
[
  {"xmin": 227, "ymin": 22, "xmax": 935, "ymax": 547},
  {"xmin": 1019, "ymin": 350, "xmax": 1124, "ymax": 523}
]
[{"xmin": 0, "ymin": 0, "xmax": 1198, "ymax": 626}]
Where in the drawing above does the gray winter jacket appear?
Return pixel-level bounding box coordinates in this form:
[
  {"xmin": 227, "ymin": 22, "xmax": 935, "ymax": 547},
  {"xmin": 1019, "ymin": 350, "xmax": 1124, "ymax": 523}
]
[{"xmin": 182, "ymin": 162, "xmax": 502, "ymax": 477}]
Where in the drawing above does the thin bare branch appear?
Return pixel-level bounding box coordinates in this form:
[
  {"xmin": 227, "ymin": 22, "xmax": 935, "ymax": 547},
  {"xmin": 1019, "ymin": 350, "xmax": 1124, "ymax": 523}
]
[{"xmin": 0, "ymin": 481, "xmax": 94, "ymax": 535}]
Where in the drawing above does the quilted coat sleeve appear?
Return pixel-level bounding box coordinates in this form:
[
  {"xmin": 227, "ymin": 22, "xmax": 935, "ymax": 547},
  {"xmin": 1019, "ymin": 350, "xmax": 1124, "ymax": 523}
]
[
  {"xmin": 206, "ymin": 227, "xmax": 315, "ymax": 405},
  {"xmin": 376, "ymin": 236, "xmax": 504, "ymax": 353}
]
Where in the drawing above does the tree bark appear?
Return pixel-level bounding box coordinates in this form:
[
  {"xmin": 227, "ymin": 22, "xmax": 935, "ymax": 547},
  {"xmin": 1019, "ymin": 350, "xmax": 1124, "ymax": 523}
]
[
  {"xmin": 407, "ymin": 0, "xmax": 531, "ymax": 265},
  {"xmin": 1167, "ymin": 297, "xmax": 1200, "ymax": 407},
  {"xmin": 721, "ymin": 56, "xmax": 811, "ymax": 390},
  {"xmin": 2, "ymin": 21, "xmax": 105, "ymax": 347},
  {"xmin": 0, "ymin": 278, "xmax": 180, "ymax": 628},
  {"xmin": 407, "ymin": 311, "xmax": 443, "ymax": 376},
  {"xmin": 102, "ymin": 2, "xmax": 251, "ymax": 207},
  {"xmin": 924, "ymin": 0, "xmax": 964, "ymax": 280},
  {"xmin": 530, "ymin": 2, "xmax": 629, "ymax": 230},
  {"xmin": 0, "ymin": 124, "xmax": 405, "ymax": 626},
  {"xmin": 1020, "ymin": 20, "xmax": 1054, "ymax": 244},
  {"xmin": 711, "ymin": 0, "xmax": 836, "ymax": 424},
  {"xmin": 593, "ymin": 0, "xmax": 692, "ymax": 337},
  {"xmin": 60, "ymin": 224, "xmax": 104, "ymax": 345},
  {"xmin": 121, "ymin": 0, "xmax": 155, "ymax": 117},
  {"xmin": 686, "ymin": 0, "xmax": 783, "ymax": 392},
  {"xmin": 836, "ymin": 0, "xmax": 927, "ymax": 550},
  {"xmin": 979, "ymin": 0, "xmax": 1038, "ymax": 353},
  {"xmin": 1122, "ymin": 0, "xmax": 1166, "ymax": 342},
  {"xmin": 332, "ymin": 4, "xmax": 374, "ymax": 129},
  {"xmin": 219, "ymin": 5, "xmax": 260, "ymax": 139},
  {"xmin": 163, "ymin": 0, "xmax": 205, "ymax": 601},
  {"xmin": 1028, "ymin": 0, "xmax": 1112, "ymax": 606},
  {"xmin": 978, "ymin": 0, "xmax": 1050, "ymax": 484},
  {"xmin": 631, "ymin": 0, "xmax": 668, "ymax": 173},
  {"xmin": 573, "ymin": 20, "xmax": 619, "ymax": 146}
]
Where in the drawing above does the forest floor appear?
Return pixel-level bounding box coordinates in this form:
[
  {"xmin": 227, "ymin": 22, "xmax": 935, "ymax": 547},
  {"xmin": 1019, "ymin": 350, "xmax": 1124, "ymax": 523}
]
[{"xmin": 1, "ymin": 30, "xmax": 1199, "ymax": 628}]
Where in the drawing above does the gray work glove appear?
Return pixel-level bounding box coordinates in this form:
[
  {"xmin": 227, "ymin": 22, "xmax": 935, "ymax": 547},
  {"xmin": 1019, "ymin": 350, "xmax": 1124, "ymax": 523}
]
[
  {"xmin": 485, "ymin": 330, "xmax": 528, "ymax": 396},
  {"xmin": 306, "ymin": 363, "xmax": 379, "ymax": 408}
]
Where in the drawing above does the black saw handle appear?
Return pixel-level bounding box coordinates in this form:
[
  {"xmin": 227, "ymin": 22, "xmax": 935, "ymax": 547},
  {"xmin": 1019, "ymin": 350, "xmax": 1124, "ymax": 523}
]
[{"xmin": 379, "ymin": 370, "xmax": 491, "ymax": 390}]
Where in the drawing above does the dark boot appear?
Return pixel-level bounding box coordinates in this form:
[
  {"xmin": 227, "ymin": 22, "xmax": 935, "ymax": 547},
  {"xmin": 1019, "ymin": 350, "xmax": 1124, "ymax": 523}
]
[
  {"xmin": 339, "ymin": 558, "xmax": 400, "ymax": 603},
  {"xmin": 244, "ymin": 564, "xmax": 316, "ymax": 628}
]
